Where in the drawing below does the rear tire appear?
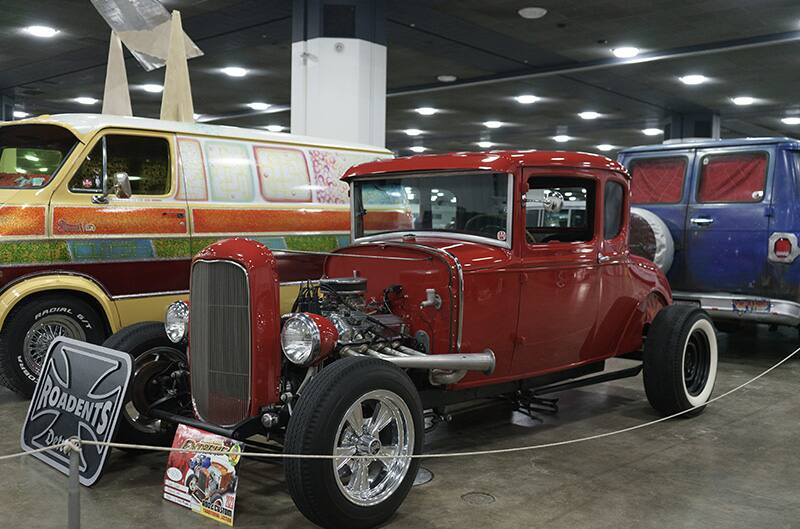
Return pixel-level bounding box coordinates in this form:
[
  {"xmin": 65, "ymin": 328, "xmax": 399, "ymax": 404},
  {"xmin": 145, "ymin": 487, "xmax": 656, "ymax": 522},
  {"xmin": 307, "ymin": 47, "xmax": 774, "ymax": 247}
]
[
  {"xmin": 643, "ymin": 305, "xmax": 718, "ymax": 416},
  {"xmin": 284, "ymin": 357, "xmax": 423, "ymax": 529}
]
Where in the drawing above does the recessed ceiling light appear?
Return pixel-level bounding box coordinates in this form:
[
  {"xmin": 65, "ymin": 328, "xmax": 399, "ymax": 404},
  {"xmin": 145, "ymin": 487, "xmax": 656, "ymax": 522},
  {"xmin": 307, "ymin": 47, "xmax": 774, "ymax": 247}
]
[
  {"xmin": 24, "ymin": 25, "xmax": 59, "ymax": 38},
  {"xmin": 553, "ymin": 135, "xmax": 571, "ymax": 142},
  {"xmin": 409, "ymin": 146, "xmax": 427, "ymax": 153},
  {"xmin": 437, "ymin": 74, "xmax": 457, "ymax": 83},
  {"xmin": 642, "ymin": 128, "xmax": 664, "ymax": 136},
  {"xmin": 515, "ymin": 94, "xmax": 539, "ymax": 104},
  {"xmin": 679, "ymin": 74, "xmax": 708, "ymax": 85},
  {"xmin": 415, "ymin": 107, "xmax": 439, "ymax": 116},
  {"xmin": 247, "ymin": 102, "xmax": 270, "ymax": 111},
  {"xmin": 731, "ymin": 96, "xmax": 755, "ymax": 106},
  {"xmin": 404, "ymin": 128, "xmax": 423, "ymax": 136},
  {"xmin": 13, "ymin": 110, "xmax": 29, "ymax": 118},
  {"xmin": 578, "ymin": 111, "xmax": 601, "ymax": 120},
  {"xmin": 782, "ymin": 117, "xmax": 800, "ymax": 125},
  {"xmin": 612, "ymin": 47, "xmax": 639, "ymax": 58},
  {"xmin": 597, "ymin": 144, "xmax": 614, "ymax": 151},
  {"xmin": 265, "ymin": 125, "xmax": 284, "ymax": 132},
  {"xmin": 142, "ymin": 84, "xmax": 163, "ymax": 93},
  {"xmin": 74, "ymin": 97, "xmax": 99, "ymax": 105},
  {"xmin": 222, "ymin": 66, "xmax": 248, "ymax": 78},
  {"xmin": 483, "ymin": 120, "xmax": 503, "ymax": 128},
  {"xmin": 477, "ymin": 141, "xmax": 494, "ymax": 149},
  {"xmin": 518, "ymin": 7, "xmax": 548, "ymax": 19},
  {"xmin": 193, "ymin": 113, "xmax": 201, "ymax": 120}
]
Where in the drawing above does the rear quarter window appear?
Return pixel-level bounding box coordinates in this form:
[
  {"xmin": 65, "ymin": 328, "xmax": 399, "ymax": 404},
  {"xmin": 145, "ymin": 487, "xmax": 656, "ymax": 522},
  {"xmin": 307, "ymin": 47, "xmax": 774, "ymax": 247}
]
[
  {"xmin": 697, "ymin": 152, "xmax": 768, "ymax": 203},
  {"xmin": 629, "ymin": 156, "xmax": 687, "ymax": 204}
]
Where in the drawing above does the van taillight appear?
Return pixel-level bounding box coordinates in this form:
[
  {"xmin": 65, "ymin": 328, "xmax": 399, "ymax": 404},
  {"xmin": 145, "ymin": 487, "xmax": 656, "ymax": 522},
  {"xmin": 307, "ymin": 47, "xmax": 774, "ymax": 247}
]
[{"xmin": 774, "ymin": 237, "xmax": 792, "ymax": 258}]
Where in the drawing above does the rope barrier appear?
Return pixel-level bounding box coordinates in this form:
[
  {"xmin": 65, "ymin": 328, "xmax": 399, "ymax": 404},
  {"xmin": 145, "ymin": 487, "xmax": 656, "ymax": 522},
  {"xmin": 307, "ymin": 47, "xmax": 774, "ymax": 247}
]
[{"xmin": 7, "ymin": 346, "xmax": 800, "ymax": 463}]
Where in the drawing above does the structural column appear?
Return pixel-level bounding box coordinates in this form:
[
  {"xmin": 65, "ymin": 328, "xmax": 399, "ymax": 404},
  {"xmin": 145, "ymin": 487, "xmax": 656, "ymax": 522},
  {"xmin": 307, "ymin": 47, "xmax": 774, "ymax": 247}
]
[
  {"xmin": 291, "ymin": 0, "xmax": 386, "ymax": 147},
  {"xmin": 664, "ymin": 112, "xmax": 721, "ymax": 140}
]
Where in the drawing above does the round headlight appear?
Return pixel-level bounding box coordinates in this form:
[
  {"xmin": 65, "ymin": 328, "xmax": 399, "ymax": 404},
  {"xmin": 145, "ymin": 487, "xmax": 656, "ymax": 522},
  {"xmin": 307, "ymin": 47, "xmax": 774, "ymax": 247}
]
[
  {"xmin": 281, "ymin": 313, "xmax": 338, "ymax": 366},
  {"xmin": 165, "ymin": 301, "xmax": 189, "ymax": 343}
]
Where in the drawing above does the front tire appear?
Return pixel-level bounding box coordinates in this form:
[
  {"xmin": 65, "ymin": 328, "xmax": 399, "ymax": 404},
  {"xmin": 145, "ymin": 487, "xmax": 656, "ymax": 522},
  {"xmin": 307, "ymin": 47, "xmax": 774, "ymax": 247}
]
[
  {"xmin": 643, "ymin": 305, "xmax": 718, "ymax": 416},
  {"xmin": 284, "ymin": 357, "xmax": 423, "ymax": 529}
]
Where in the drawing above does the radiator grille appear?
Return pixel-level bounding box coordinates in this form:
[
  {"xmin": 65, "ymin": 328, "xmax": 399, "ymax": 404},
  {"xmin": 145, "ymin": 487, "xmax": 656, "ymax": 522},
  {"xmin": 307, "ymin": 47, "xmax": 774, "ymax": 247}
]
[{"xmin": 190, "ymin": 260, "xmax": 251, "ymax": 426}]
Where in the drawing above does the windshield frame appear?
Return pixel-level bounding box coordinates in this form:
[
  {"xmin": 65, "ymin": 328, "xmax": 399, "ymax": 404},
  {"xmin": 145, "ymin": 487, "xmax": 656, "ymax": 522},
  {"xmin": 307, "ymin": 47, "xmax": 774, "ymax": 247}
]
[
  {"xmin": 0, "ymin": 123, "xmax": 80, "ymax": 190},
  {"xmin": 350, "ymin": 170, "xmax": 515, "ymax": 249}
]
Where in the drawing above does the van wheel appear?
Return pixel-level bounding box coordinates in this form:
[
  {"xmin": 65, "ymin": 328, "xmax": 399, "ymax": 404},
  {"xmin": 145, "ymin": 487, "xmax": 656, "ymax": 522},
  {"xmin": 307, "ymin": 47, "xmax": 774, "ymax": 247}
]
[
  {"xmin": 643, "ymin": 305, "xmax": 718, "ymax": 417},
  {"xmin": 285, "ymin": 357, "xmax": 422, "ymax": 529},
  {"xmin": 103, "ymin": 322, "xmax": 190, "ymax": 447},
  {"xmin": 0, "ymin": 294, "xmax": 106, "ymax": 397}
]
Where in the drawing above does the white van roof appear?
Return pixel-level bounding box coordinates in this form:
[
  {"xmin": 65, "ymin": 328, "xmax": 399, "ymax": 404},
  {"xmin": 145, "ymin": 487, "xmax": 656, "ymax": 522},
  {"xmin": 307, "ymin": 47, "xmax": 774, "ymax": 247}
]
[{"xmin": 4, "ymin": 113, "xmax": 391, "ymax": 155}]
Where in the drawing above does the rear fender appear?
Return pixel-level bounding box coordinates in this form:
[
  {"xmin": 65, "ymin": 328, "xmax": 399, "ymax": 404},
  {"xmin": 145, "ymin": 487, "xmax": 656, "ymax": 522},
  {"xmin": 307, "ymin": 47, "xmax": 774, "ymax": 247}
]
[{"xmin": 616, "ymin": 290, "xmax": 670, "ymax": 354}]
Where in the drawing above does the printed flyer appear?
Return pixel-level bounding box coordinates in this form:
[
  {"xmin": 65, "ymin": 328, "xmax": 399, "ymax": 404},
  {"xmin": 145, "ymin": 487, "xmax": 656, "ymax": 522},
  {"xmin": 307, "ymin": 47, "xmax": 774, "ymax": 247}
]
[{"xmin": 163, "ymin": 425, "xmax": 243, "ymax": 526}]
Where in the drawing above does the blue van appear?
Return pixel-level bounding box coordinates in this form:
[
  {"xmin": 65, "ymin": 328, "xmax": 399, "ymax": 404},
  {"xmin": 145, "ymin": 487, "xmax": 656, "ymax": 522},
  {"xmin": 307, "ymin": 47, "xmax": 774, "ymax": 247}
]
[{"xmin": 618, "ymin": 137, "xmax": 800, "ymax": 327}]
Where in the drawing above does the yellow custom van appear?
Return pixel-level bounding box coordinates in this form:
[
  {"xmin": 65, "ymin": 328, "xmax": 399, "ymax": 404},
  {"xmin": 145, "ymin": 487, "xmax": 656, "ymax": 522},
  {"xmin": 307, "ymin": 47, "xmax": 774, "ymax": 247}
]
[{"xmin": 0, "ymin": 114, "xmax": 391, "ymax": 395}]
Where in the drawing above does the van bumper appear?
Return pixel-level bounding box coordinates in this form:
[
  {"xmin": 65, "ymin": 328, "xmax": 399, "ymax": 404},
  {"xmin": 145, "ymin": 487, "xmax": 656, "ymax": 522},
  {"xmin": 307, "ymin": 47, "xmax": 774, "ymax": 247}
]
[{"xmin": 672, "ymin": 291, "xmax": 800, "ymax": 326}]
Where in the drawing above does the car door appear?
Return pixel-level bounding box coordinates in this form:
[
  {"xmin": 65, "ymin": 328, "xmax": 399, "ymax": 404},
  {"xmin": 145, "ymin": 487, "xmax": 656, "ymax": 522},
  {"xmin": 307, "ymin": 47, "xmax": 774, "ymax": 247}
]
[
  {"xmin": 49, "ymin": 130, "xmax": 191, "ymax": 302},
  {"xmin": 512, "ymin": 170, "xmax": 601, "ymax": 375},
  {"xmin": 684, "ymin": 146, "xmax": 773, "ymax": 295}
]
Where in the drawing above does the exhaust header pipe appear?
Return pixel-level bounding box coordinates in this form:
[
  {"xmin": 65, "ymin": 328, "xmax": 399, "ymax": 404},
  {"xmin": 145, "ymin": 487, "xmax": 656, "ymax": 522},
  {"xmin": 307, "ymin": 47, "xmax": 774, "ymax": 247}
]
[{"xmin": 381, "ymin": 349, "xmax": 495, "ymax": 375}]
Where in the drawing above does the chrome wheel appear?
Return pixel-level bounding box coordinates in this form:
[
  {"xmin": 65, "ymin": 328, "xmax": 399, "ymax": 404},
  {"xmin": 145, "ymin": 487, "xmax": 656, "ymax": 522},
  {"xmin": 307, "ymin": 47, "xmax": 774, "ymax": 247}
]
[
  {"xmin": 332, "ymin": 389, "xmax": 415, "ymax": 507},
  {"xmin": 23, "ymin": 315, "xmax": 86, "ymax": 375}
]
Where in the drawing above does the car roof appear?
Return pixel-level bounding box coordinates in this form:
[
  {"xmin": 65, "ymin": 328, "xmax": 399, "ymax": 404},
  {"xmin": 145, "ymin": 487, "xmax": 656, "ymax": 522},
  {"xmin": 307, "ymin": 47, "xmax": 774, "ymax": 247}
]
[
  {"xmin": 343, "ymin": 150, "xmax": 628, "ymax": 180},
  {"xmin": 619, "ymin": 136, "xmax": 800, "ymax": 155},
  {"xmin": 1, "ymin": 113, "xmax": 390, "ymax": 155}
]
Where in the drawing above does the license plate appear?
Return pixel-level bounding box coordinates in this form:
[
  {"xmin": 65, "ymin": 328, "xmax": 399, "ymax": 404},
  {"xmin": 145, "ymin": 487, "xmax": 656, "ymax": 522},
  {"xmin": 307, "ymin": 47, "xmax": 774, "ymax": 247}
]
[{"xmin": 731, "ymin": 299, "xmax": 771, "ymax": 314}]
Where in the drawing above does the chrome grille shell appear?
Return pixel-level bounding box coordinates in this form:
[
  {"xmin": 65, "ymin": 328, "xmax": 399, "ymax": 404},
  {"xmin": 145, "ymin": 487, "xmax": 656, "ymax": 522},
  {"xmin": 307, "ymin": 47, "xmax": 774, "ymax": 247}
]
[{"xmin": 189, "ymin": 259, "xmax": 251, "ymax": 426}]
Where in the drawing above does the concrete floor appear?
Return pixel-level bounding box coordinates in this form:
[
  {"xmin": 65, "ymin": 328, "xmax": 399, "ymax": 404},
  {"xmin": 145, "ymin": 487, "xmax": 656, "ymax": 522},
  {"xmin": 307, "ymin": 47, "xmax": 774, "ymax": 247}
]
[{"xmin": 2, "ymin": 325, "xmax": 799, "ymax": 528}]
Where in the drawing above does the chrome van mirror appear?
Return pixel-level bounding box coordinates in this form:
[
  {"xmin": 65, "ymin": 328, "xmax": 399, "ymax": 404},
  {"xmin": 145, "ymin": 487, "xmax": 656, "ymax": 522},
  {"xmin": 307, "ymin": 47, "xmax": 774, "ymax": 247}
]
[{"xmin": 93, "ymin": 171, "xmax": 132, "ymax": 204}]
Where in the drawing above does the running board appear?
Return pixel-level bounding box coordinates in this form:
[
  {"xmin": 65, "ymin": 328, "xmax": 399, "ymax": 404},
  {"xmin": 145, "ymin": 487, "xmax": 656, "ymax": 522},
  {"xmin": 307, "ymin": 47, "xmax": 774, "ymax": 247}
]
[{"xmin": 533, "ymin": 364, "xmax": 643, "ymax": 396}]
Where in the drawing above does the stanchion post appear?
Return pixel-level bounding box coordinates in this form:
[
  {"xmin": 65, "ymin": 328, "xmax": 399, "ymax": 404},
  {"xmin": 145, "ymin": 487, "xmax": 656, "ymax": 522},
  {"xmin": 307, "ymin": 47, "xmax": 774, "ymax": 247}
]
[{"xmin": 67, "ymin": 437, "xmax": 81, "ymax": 529}]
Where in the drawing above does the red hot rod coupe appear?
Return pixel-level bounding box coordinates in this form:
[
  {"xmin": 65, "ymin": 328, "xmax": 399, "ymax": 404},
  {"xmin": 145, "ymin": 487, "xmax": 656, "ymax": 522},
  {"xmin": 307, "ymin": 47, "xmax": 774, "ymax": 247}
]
[{"xmin": 108, "ymin": 151, "xmax": 718, "ymax": 529}]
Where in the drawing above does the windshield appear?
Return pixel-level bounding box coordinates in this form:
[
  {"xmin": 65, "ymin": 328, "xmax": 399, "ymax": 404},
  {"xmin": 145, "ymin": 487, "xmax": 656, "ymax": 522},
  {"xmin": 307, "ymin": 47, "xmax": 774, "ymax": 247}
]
[
  {"xmin": 0, "ymin": 124, "xmax": 77, "ymax": 189},
  {"xmin": 354, "ymin": 172, "xmax": 511, "ymax": 243}
]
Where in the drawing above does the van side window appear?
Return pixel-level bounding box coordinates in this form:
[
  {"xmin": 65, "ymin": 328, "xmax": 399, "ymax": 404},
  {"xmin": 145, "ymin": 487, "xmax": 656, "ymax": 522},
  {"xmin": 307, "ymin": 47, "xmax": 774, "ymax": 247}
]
[
  {"xmin": 697, "ymin": 152, "xmax": 767, "ymax": 203},
  {"xmin": 526, "ymin": 177, "xmax": 595, "ymax": 244},
  {"xmin": 629, "ymin": 157, "xmax": 686, "ymax": 204},
  {"xmin": 604, "ymin": 181, "xmax": 624, "ymax": 240},
  {"xmin": 70, "ymin": 135, "xmax": 170, "ymax": 195}
]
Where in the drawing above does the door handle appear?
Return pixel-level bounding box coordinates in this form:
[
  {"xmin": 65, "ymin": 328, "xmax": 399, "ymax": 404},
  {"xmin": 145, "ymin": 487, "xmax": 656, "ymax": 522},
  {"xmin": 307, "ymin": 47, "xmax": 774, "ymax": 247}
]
[
  {"xmin": 690, "ymin": 217, "xmax": 714, "ymax": 226},
  {"xmin": 598, "ymin": 253, "xmax": 610, "ymax": 264}
]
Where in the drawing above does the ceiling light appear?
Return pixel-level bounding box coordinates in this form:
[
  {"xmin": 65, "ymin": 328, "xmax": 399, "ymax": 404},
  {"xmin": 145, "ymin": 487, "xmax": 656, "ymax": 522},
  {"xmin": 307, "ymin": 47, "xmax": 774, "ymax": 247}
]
[
  {"xmin": 13, "ymin": 110, "xmax": 29, "ymax": 118},
  {"xmin": 515, "ymin": 94, "xmax": 539, "ymax": 104},
  {"xmin": 679, "ymin": 74, "xmax": 708, "ymax": 85},
  {"xmin": 74, "ymin": 97, "xmax": 99, "ymax": 105},
  {"xmin": 404, "ymin": 129, "xmax": 423, "ymax": 136},
  {"xmin": 483, "ymin": 120, "xmax": 503, "ymax": 129},
  {"xmin": 642, "ymin": 128, "xmax": 664, "ymax": 136},
  {"xmin": 247, "ymin": 102, "xmax": 270, "ymax": 111},
  {"xmin": 731, "ymin": 96, "xmax": 755, "ymax": 106},
  {"xmin": 596, "ymin": 144, "xmax": 614, "ymax": 152},
  {"xmin": 578, "ymin": 111, "xmax": 601, "ymax": 120},
  {"xmin": 612, "ymin": 47, "xmax": 639, "ymax": 58},
  {"xmin": 415, "ymin": 107, "xmax": 438, "ymax": 116},
  {"xmin": 265, "ymin": 125, "xmax": 284, "ymax": 132},
  {"xmin": 477, "ymin": 141, "xmax": 494, "ymax": 149},
  {"xmin": 222, "ymin": 66, "xmax": 248, "ymax": 77},
  {"xmin": 193, "ymin": 113, "xmax": 201, "ymax": 120},
  {"xmin": 782, "ymin": 117, "xmax": 800, "ymax": 125},
  {"xmin": 24, "ymin": 25, "xmax": 59, "ymax": 38},
  {"xmin": 553, "ymin": 135, "xmax": 571, "ymax": 142},
  {"xmin": 518, "ymin": 7, "xmax": 548, "ymax": 19},
  {"xmin": 437, "ymin": 75, "xmax": 457, "ymax": 83},
  {"xmin": 142, "ymin": 84, "xmax": 163, "ymax": 93},
  {"xmin": 409, "ymin": 146, "xmax": 427, "ymax": 153}
]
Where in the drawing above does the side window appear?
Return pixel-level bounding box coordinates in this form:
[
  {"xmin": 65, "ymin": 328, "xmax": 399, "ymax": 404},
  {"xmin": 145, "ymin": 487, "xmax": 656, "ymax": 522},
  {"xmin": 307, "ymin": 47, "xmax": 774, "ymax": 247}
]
[
  {"xmin": 70, "ymin": 135, "xmax": 171, "ymax": 195},
  {"xmin": 526, "ymin": 177, "xmax": 595, "ymax": 244},
  {"xmin": 604, "ymin": 181, "xmax": 625, "ymax": 240},
  {"xmin": 697, "ymin": 152, "xmax": 768, "ymax": 203},
  {"xmin": 629, "ymin": 156, "xmax": 687, "ymax": 204}
]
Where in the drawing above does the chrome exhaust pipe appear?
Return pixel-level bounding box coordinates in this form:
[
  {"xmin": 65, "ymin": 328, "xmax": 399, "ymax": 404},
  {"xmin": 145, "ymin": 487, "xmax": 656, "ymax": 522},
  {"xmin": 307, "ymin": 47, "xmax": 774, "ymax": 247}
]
[{"xmin": 381, "ymin": 349, "xmax": 495, "ymax": 375}]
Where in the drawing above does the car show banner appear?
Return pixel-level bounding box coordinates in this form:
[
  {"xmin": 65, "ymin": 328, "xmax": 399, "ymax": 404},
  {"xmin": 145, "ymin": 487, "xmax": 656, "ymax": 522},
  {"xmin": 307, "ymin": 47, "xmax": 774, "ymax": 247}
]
[
  {"xmin": 21, "ymin": 337, "xmax": 132, "ymax": 486},
  {"xmin": 163, "ymin": 425, "xmax": 243, "ymax": 526}
]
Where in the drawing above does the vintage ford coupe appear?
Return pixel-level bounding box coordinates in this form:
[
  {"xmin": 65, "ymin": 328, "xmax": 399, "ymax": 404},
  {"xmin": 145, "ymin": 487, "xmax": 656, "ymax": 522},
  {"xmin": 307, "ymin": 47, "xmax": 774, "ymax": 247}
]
[{"xmin": 107, "ymin": 151, "xmax": 718, "ymax": 529}]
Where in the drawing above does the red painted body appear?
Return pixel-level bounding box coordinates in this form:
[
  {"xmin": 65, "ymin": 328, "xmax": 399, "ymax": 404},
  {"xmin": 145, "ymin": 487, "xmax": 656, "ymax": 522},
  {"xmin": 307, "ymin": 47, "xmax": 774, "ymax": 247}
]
[{"xmin": 189, "ymin": 151, "xmax": 671, "ymax": 410}]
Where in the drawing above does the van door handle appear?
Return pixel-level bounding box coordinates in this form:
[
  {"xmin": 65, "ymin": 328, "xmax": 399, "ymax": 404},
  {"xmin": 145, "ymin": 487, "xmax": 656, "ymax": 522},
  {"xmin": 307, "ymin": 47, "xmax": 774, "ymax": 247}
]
[{"xmin": 690, "ymin": 217, "xmax": 714, "ymax": 226}]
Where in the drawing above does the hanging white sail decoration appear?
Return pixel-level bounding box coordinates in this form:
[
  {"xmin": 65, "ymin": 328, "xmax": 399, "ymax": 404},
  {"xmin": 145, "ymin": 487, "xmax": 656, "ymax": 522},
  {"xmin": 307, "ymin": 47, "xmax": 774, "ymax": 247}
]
[
  {"xmin": 160, "ymin": 11, "xmax": 195, "ymax": 123},
  {"xmin": 102, "ymin": 31, "xmax": 133, "ymax": 116},
  {"xmin": 90, "ymin": 0, "xmax": 203, "ymax": 72}
]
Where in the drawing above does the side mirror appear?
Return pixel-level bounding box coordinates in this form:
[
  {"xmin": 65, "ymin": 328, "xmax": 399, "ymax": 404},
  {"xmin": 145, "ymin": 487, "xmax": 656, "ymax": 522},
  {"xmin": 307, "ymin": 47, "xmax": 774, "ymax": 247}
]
[{"xmin": 93, "ymin": 172, "xmax": 132, "ymax": 204}]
